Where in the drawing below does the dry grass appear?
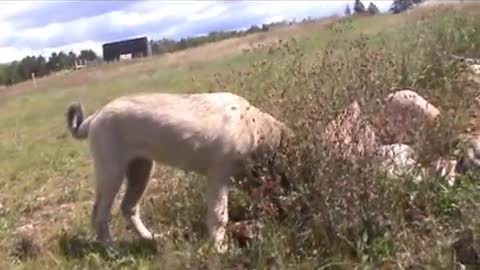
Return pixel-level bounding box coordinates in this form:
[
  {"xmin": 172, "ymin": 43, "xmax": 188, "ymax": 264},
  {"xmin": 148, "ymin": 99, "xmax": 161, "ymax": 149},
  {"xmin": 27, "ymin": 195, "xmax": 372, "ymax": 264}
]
[
  {"xmin": 0, "ymin": 16, "xmax": 340, "ymax": 100},
  {"xmin": 0, "ymin": 3, "xmax": 480, "ymax": 269}
]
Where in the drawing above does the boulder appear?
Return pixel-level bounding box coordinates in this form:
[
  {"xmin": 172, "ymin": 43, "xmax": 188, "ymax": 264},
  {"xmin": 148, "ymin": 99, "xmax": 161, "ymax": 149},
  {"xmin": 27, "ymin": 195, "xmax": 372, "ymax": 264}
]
[
  {"xmin": 377, "ymin": 89, "xmax": 440, "ymax": 144},
  {"xmin": 384, "ymin": 89, "xmax": 440, "ymax": 120},
  {"xmin": 452, "ymin": 135, "xmax": 480, "ymax": 179},
  {"xmin": 461, "ymin": 135, "xmax": 480, "ymax": 169},
  {"xmin": 375, "ymin": 144, "xmax": 460, "ymax": 186},
  {"xmin": 471, "ymin": 64, "xmax": 480, "ymax": 75},
  {"xmin": 375, "ymin": 144, "xmax": 418, "ymax": 179},
  {"xmin": 321, "ymin": 101, "xmax": 378, "ymax": 159}
]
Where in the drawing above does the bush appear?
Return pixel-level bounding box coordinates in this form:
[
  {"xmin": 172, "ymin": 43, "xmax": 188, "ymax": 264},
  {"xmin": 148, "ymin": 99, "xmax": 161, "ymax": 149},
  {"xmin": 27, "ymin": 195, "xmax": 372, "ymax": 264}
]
[{"xmin": 207, "ymin": 6, "xmax": 480, "ymax": 268}]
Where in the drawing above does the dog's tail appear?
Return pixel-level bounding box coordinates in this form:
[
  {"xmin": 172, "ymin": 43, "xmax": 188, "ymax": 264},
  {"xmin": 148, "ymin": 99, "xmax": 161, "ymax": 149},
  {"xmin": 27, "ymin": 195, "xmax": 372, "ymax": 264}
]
[{"xmin": 66, "ymin": 103, "xmax": 97, "ymax": 140}]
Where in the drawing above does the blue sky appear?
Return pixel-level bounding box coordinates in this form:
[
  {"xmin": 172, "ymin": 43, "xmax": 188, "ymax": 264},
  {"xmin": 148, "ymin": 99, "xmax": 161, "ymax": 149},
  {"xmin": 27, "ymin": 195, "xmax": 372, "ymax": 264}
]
[{"xmin": 0, "ymin": 0, "xmax": 394, "ymax": 63}]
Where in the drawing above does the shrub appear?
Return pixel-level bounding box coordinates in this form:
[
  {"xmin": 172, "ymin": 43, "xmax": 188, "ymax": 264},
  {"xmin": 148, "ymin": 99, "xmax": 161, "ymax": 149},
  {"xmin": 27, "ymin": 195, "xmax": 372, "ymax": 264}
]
[{"xmin": 209, "ymin": 6, "xmax": 480, "ymax": 268}]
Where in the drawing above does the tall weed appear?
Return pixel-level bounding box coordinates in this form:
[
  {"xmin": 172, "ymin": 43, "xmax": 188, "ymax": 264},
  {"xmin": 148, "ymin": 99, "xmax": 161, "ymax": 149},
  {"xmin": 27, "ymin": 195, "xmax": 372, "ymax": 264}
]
[{"xmin": 211, "ymin": 6, "xmax": 480, "ymax": 268}]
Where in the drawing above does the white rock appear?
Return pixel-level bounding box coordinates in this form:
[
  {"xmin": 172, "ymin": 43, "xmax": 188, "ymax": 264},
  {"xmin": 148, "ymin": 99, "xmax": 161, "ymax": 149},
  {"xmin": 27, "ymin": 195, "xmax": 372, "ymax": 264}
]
[
  {"xmin": 461, "ymin": 136, "xmax": 480, "ymax": 169},
  {"xmin": 376, "ymin": 144, "xmax": 419, "ymax": 179}
]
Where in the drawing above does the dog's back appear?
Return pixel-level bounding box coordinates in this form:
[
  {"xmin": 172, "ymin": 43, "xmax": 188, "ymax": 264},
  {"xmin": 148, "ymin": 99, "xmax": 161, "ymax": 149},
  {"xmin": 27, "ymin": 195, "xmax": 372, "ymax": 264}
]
[{"xmin": 88, "ymin": 92, "xmax": 258, "ymax": 174}]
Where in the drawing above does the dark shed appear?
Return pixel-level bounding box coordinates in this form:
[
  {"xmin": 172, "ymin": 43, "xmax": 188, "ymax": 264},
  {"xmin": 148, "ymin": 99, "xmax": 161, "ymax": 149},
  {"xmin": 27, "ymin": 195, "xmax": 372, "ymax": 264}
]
[{"xmin": 102, "ymin": 37, "xmax": 152, "ymax": 62}]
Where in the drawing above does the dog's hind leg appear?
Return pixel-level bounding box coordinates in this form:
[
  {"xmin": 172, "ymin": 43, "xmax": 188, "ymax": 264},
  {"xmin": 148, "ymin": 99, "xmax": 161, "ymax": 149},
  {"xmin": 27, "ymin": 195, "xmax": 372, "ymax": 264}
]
[
  {"xmin": 92, "ymin": 157, "xmax": 126, "ymax": 245},
  {"xmin": 121, "ymin": 157, "xmax": 155, "ymax": 240}
]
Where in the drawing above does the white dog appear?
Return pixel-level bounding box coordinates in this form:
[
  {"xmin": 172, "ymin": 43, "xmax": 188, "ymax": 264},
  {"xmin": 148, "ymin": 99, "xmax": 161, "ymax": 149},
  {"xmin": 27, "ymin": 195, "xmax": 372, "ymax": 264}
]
[{"xmin": 66, "ymin": 91, "xmax": 292, "ymax": 252}]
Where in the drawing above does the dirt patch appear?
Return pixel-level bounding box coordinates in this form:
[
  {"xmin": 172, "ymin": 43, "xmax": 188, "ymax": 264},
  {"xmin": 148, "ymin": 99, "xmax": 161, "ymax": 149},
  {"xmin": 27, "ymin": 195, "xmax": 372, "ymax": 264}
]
[
  {"xmin": 11, "ymin": 165, "xmax": 185, "ymax": 247},
  {"xmin": 14, "ymin": 201, "xmax": 91, "ymax": 243}
]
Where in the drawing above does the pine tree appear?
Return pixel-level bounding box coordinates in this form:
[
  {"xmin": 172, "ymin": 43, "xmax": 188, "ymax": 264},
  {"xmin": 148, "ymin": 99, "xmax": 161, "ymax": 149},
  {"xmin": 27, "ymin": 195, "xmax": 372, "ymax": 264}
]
[
  {"xmin": 345, "ymin": 4, "xmax": 352, "ymax": 16},
  {"xmin": 390, "ymin": 0, "xmax": 424, "ymax": 14},
  {"xmin": 354, "ymin": 0, "xmax": 366, "ymax": 14},
  {"xmin": 367, "ymin": 2, "xmax": 380, "ymax": 15}
]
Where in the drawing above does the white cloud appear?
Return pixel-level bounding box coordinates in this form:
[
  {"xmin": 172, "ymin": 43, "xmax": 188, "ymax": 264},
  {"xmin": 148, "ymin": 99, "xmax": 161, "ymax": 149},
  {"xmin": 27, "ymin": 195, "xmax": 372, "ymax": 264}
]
[
  {"xmin": 0, "ymin": 0, "xmax": 393, "ymax": 64},
  {"xmin": 0, "ymin": 1, "xmax": 44, "ymax": 18},
  {"xmin": 42, "ymin": 40, "xmax": 104, "ymax": 58},
  {"xmin": 0, "ymin": 41, "xmax": 103, "ymax": 64},
  {"xmin": 187, "ymin": 4, "xmax": 229, "ymax": 22},
  {"xmin": 0, "ymin": 47, "xmax": 37, "ymax": 64},
  {"xmin": 263, "ymin": 16, "xmax": 288, "ymax": 25},
  {"xmin": 130, "ymin": 0, "xmax": 211, "ymax": 14}
]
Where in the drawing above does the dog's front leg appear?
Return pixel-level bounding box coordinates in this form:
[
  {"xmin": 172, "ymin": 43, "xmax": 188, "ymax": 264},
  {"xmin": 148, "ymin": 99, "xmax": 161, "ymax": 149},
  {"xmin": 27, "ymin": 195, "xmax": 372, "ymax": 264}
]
[{"xmin": 206, "ymin": 166, "xmax": 230, "ymax": 253}]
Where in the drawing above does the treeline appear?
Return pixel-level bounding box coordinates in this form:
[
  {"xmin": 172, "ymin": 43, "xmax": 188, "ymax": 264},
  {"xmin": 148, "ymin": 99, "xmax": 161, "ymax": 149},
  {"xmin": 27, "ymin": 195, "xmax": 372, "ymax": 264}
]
[
  {"xmin": 0, "ymin": 0, "xmax": 426, "ymax": 87},
  {"xmin": 0, "ymin": 20, "xmax": 291, "ymax": 87},
  {"xmin": 0, "ymin": 49, "xmax": 97, "ymax": 86},
  {"xmin": 389, "ymin": 0, "xmax": 425, "ymax": 14},
  {"xmin": 150, "ymin": 0, "xmax": 428, "ymax": 60},
  {"xmin": 345, "ymin": 0, "xmax": 425, "ymax": 16},
  {"xmin": 149, "ymin": 22, "xmax": 283, "ymax": 55},
  {"xmin": 345, "ymin": 0, "xmax": 381, "ymax": 15}
]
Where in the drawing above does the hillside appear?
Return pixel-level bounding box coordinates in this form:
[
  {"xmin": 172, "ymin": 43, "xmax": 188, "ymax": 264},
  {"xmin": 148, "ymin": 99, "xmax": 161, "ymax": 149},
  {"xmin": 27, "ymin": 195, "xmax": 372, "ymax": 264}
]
[{"xmin": 1, "ymin": 3, "xmax": 480, "ymax": 269}]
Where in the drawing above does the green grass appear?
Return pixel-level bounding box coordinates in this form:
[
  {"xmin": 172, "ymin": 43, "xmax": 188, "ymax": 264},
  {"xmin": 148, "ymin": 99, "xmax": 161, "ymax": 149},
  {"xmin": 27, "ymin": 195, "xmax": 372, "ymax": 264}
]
[{"xmin": 1, "ymin": 3, "xmax": 480, "ymax": 269}]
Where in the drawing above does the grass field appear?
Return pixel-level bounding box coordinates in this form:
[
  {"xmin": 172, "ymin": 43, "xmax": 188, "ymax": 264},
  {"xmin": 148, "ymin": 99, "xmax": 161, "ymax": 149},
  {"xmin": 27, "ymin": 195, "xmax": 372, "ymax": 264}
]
[{"xmin": 1, "ymin": 3, "xmax": 480, "ymax": 269}]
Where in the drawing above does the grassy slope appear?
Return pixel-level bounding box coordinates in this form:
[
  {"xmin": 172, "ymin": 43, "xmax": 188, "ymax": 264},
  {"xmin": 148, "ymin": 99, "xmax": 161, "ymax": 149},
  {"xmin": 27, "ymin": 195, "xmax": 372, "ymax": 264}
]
[
  {"xmin": 0, "ymin": 4, "xmax": 479, "ymax": 269},
  {"xmin": 0, "ymin": 14, "xmax": 395, "ymax": 216}
]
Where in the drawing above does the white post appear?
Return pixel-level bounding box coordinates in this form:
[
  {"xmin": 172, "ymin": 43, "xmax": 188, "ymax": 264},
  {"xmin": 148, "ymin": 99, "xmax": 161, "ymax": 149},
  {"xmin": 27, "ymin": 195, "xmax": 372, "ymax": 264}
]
[{"xmin": 31, "ymin": 72, "xmax": 37, "ymax": 89}]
